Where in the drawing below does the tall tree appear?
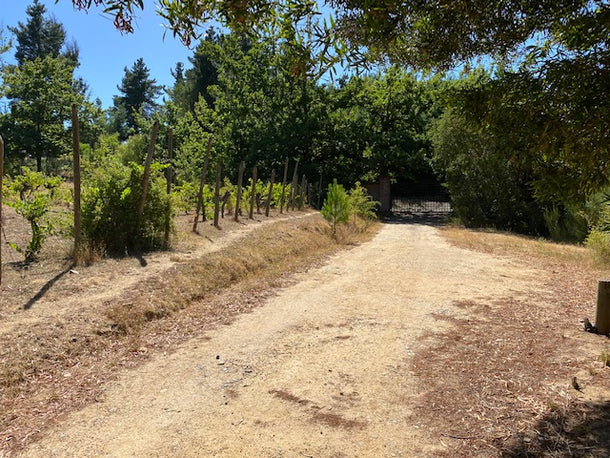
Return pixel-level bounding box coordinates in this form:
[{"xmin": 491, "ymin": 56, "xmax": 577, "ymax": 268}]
[
  {"xmin": 70, "ymin": 0, "xmax": 609, "ymax": 193},
  {"xmin": 175, "ymin": 27, "xmax": 221, "ymax": 112},
  {"xmin": 1, "ymin": 55, "xmax": 80, "ymax": 171},
  {"xmin": 9, "ymin": 0, "xmax": 68, "ymax": 65},
  {"xmin": 110, "ymin": 57, "xmax": 162, "ymax": 139},
  {"xmin": 1, "ymin": 1, "xmax": 87, "ymax": 171}
]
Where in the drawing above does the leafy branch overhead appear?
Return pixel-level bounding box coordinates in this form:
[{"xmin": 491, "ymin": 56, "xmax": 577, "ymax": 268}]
[{"xmin": 67, "ymin": 1, "xmax": 608, "ymax": 68}]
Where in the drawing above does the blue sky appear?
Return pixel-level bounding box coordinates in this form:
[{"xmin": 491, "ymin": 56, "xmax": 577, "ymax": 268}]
[{"xmin": 1, "ymin": 0, "xmax": 197, "ymax": 108}]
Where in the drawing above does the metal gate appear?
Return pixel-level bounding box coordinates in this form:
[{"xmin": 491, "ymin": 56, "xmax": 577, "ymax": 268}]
[
  {"xmin": 390, "ymin": 179, "xmax": 451, "ymax": 219},
  {"xmin": 391, "ymin": 195, "xmax": 451, "ymax": 215}
]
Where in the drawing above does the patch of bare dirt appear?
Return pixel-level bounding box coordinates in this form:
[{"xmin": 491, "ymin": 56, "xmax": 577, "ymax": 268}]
[
  {"xmin": 417, "ymin": 226, "xmax": 610, "ymax": 457},
  {"xmin": 18, "ymin": 221, "xmax": 568, "ymax": 457},
  {"xmin": 0, "ymin": 209, "xmax": 321, "ymax": 455},
  {"xmin": 4, "ymin": 217, "xmax": 608, "ymax": 457}
]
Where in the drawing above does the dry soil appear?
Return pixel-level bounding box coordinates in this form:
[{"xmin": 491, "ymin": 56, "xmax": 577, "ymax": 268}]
[{"xmin": 19, "ymin": 221, "xmax": 548, "ymax": 457}]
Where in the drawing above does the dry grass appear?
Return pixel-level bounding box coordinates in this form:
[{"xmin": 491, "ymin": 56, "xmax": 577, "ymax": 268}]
[
  {"xmin": 442, "ymin": 226, "xmax": 594, "ymax": 266},
  {"xmin": 413, "ymin": 226, "xmax": 610, "ymax": 457},
  {"xmin": 0, "ymin": 213, "xmax": 378, "ymax": 456}
]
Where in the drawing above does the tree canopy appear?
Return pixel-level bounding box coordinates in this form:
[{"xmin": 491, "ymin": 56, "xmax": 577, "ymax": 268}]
[
  {"xmin": 11, "ymin": 0, "xmax": 77, "ymax": 66},
  {"xmin": 110, "ymin": 57, "xmax": 163, "ymax": 139},
  {"xmin": 68, "ymin": 1, "xmax": 608, "ymax": 67}
]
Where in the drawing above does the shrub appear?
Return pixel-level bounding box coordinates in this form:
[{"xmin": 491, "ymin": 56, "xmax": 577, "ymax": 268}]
[
  {"xmin": 82, "ymin": 158, "xmax": 172, "ymax": 255},
  {"xmin": 586, "ymin": 203, "xmax": 610, "ymax": 264},
  {"xmin": 430, "ymin": 109, "xmax": 546, "ymax": 235},
  {"xmin": 349, "ymin": 181, "xmax": 378, "ymax": 221},
  {"xmin": 321, "ymin": 179, "xmax": 351, "ymax": 236},
  {"xmin": 6, "ymin": 167, "xmax": 63, "ymax": 262},
  {"xmin": 586, "ymin": 230, "xmax": 610, "ymax": 264},
  {"xmin": 543, "ymin": 204, "xmax": 588, "ymax": 242}
]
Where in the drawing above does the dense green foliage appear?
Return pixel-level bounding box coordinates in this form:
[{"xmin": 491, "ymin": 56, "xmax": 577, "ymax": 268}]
[
  {"xmin": 430, "ymin": 106, "xmax": 546, "ymax": 235},
  {"xmin": 0, "ymin": 0, "xmax": 91, "ymax": 172},
  {"xmin": 586, "ymin": 196, "xmax": 610, "ymax": 263},
  {"xmin": 9, "ymin": 0, "xmax": 72, "ymax": 66},
  {"xmin": 109, "ymin": 58, "xmax": 163, "ymax": 140},
  {"xmin": 82, "ymin": 157, "xmax": 171, "ymax": 254},
  {"xmin": 0, "ymin": 0, "xmax": 608, "ymax": 262}
]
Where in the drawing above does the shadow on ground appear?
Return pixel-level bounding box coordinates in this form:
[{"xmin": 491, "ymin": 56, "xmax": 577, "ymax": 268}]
[
  {"xmin": 23, "ymin": 266, "xmax": 73, "ymax": 310},
  {"xmin": 499, "ymin": 400, "xmax": 610, "ymax": 457},
  {"xmin": 21, "ymin": 252, "xmax": 150, "ymax": 310}
]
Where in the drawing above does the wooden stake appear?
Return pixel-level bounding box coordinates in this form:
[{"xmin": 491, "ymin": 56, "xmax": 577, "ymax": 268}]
[
  {"xmin": 71, "ymin": 104, "xmax": 82, "ymax": 260},
  {"xmin": 213, "ymin": 163, "xmax": 221, "ymax": 228},
  {"xmin": 290, "ymin": 158, "xmax": 300, "ymax": 211},
  {"xmin": 193, "ymin": 136, "xmax": 213, "ymax": 232},
  {"xmin": 299, "ymin": 174, "xmax": 306, "ymax": 210},
  {"xmin": 234, "ymin": 161, "xmax": 245, "ymax": 222},
  {"xmin": 164, "ymin": 129, "xmax": 174, "ymax": 248},
  {"xmin": 306, "ymin": 182, "xmax": 311, "ymax": 207},
  {"xmin": 249, "ymin": 166, "xmax": 257, "ymax": 219},
  {"xmin": 596, "ymin": 280, "xmax": 610, "ymax": 335},
  {"xmin": 280, "ymin": 157, "xmax": 289, "ymax": 214},
  {"xmin": 0, "ymin": 135, "xmax": 3, "ymax": 287},
  {"xmin": 137, "ymin": 121, "xmax": 159, "ymax": 220},
  {"xmin": 265, "ymin": 169, "xmax": 275, "ymax": 217}
]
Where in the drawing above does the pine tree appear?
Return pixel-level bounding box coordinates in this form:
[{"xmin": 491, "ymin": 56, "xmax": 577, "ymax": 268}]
[
  {"xmin": 184, "ymin": 27, "xmax": 220, "ymax": 110},
  {"xmin": 111, "ymin": 58, "xmax": 163, "ymax": 139},
  {"xmin": 9, "ymin": 0, "xmax": 67, "ymax": 65}
]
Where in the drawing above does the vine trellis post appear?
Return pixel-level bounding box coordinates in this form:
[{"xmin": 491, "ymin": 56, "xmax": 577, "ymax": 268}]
[
  {"xmin": 71, "ymin": 104, "xmax": 82, "ymax": 260},
  {"xmin": 0, "ymin": 135, "xmax": 4, "ymax": 286}
]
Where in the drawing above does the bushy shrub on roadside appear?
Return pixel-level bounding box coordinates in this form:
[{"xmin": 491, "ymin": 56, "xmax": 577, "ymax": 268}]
[
  {"xmin": 543, "ymin": 204, "xmax": 588, "ymax": 242},
  {"xmin": 349, "ymin": 181, "xmax": 378, "ymax": 221},
  {"xmin": 321, "ymin": 180, "xmax": 350, "ymax": 236},
  {"xmin": 430, "ymin": 109, "xmax": 546, "ymax": 235},
  {"xmin": 586, "ymin": 230, "xmax": 610, "ymax": 264},
  {"xmin": 82, "ymin": 158, "xmax": 172, "ymax": 255},
  {"xmin": 586, "ymin": 200, "xmax": 610, "ymax": 264}
]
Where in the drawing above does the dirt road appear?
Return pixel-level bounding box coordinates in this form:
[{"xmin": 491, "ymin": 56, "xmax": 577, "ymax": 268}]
[{"xmin": 22, "ymin": 221, "xmax": 544, "ymax": 457}]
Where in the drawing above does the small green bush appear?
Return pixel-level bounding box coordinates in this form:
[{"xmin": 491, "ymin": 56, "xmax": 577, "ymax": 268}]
[
  {"xmin": 82, "ymin": 158, "xmax": 172, "ymax": 255},
  {"xmin": 587, "ymin": 230, "xmax": 610, "ymax": 264},
  {"xmin": 6, "ymin": 168, "xmax": 63, "ymax": 262},
  {"xmin": 349, "ymin": 181, "xmax": 378, "ymax": 221},
  {"xmin": 586, "ymin": 203, "xmax": 610, "ymax": 264},
  {"xmin": 321, "ymin": 179, "xmax": 350, "ymax": 236}
]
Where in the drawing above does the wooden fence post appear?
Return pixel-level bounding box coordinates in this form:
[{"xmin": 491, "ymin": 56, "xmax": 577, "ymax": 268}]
[
  {"xmin": 317, "ymin": 179, "xmax": 323, "ymax": 209},
  {"xmin": 299, "ymin": 175, "xmax": 307, "ymax": 210},
  {"xmin": 137, "ymin": 121, "xmax": 159, "ymax": 220},
  {"xmin": 193, "ymin": 136, "xmax": 213, "ymax": 232},
  {"xmin": 306, "ymin": 182, "xmax": 311, "ymax": 207},
  {"xmin": 164, "ymin": 129, "xmax": 174, "ymax": 247},
  {"xmin": 265, "ymin": 169, "xmax": 275, "ymax": 217},
  {"xmin": 213, "ymin": 163, "xmax": 221, "ymax": 228},
  {"xmin": 596, "ymin": 280, "xmax": 610, "ymax": 335},
  {"xmin": 71, "ymin": 104, "xmax": 82, "ymax": 260},
  {"xmin": 290, "ymin": 158, "xmax": 300, "ymax": 211},
  {"xmin": 0, "ymin": 135, "xmax": 3, "ymax": 286},
  {"xmin": 249, "ymin": 166, "xmax": 257, "ymax": 219},
  {"xmin": 234, "ymin": 161, "xmax": 245, "ymax": 222},
  {"xmin": 280, "ymin": 157, "xmax": 289, "ymax": 214}
]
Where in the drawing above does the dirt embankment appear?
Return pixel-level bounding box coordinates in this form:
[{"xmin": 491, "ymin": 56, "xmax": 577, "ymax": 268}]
[{"xmin": 20, "ymin": 221, "xmax": 594, "ymax": 458}]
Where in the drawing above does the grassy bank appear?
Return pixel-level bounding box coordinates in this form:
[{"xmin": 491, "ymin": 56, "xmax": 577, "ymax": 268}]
[{"xmin": 1, "ymin": 213, "xmax": 378, "ymax": 456}]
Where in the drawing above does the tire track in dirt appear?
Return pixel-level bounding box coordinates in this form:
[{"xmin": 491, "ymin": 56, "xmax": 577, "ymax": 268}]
[{"xmin": 21, "ymin": 221, "xmax": 545, "ymax": 457}]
